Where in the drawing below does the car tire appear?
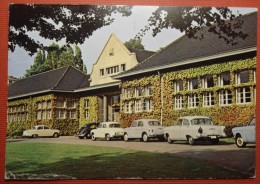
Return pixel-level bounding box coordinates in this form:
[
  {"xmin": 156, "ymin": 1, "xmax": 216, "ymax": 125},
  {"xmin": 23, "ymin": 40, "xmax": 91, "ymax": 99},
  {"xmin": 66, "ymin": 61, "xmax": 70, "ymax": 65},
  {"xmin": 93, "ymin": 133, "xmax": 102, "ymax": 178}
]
[
  {"xmin": 32, "ymin": 134, "xmax": 38, "ymax": 138},
  {"xmin": 124, "ymin": 133, "xmax": 129, "ymax": 142},
  {"xmin": 142, "ymin": 133, "xmax": 149, "ymax": 142},
  {"xmin": 53, "ymin": 133, "xmax": 59, "ymax": 138},
  {"xmin": 78, "ymin": 136, "xmax": 84, "ymax": 139},
  {"xmin": 235, "ymin": 136, "xmax": 246, "ymax": 148},
  {"xmin": 188, "ymin": 136, "xmax": 195, "ymax": 145},
  {"xmin": 105, "ymin": 134, "xmax": 111, "ymax": 141},
  {"xmin": 91, "ymin": 134, "xmax": 96, "ymax": 141},
  {"xmin": 167, "ymin": 135, "xmax": 173, "ymax": 144}
]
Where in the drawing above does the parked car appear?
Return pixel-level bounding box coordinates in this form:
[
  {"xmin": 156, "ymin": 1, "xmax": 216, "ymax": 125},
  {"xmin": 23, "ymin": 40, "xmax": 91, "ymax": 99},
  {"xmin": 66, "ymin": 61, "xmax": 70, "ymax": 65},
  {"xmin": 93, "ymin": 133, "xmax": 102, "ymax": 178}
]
[
  {"xmin": 90, "ymin": 122, "xmax": 124, "ymax": 141},
  {"xmin": 123, "ymin": 119, "xmax": 164, "ymax": 142},
  {"xmin": 76, "ymin": 122, "xmax": 99, "ymax": 139},
  {"xmin": 164, "ymin": 116, "xmax": 226, "ymax": 145},
  {"xmin": 23, "ymin": 125, "xmax": 60, "ymax": 138},
  {"xmin": 232, "ymin": 117, "xmax": 256, "ymax": 148}
]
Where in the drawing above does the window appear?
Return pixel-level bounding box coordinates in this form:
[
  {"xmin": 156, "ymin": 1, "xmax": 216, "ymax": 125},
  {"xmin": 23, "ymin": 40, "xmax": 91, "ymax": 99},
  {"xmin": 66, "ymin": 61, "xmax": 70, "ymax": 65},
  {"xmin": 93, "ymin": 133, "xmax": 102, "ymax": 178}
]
[
  {"xmin": 37, "ymin": 102, "xmax": 42, "ymax": 110},
  {"xmin": 123, "ymin": 88, "xmax": 132, "ymax": 98},
  {"xmin": 135, "ymin": 87, "xmax": 144, "ymax": 97},
  {"xmin": 37, "ymin": 111, "xmax": 42, "ymax": 120},
  {"xmin": 236, "ymin": 87, "xmax": 251, "ymax": 104},
  {"xmin": 131, "ymin": 121, "xmax": 138, "ymax": 127},
  {"xmin": 106, "ymin": 66, "xmax": 119, "ymax": 75},
  {"xmin": 56, "ymin": 109, "xmax": 66, "ymax": 119},
  {"xmin": 109, "ymin": 48, "xmax": 114, "ymax": 56},
  {"xmin": 203, "ymin": 92, "xmax": 215, "ymax": 107},
  {"xmin": 85, "ymin": 109, "xmax": 89, "ymax": 118},
  {"xmin": 144, "ymin": 99, "xmax": 153, "ymax": 111},
  {"xmin": 218, "ymin": 72, "xmax": 230, "ymax": 86},
  {"xmin": 236, "ymin": 70, "xmax": 250, "ymax": 84},
  {"xmin": 56, "ymin": 100, "xmax": 65, "ymax": 108},
  {"xmin": 219, "ymin": 90, "xmax": 232, "ymax": 105},
  {"xmin": 138, "ymin": 121, "xmax": 143, "ymax": 127},
  {"xmin": 188, "ymin": 78, "xmax": 199, "ymax": 90},
  {"xmin": 111, "ymin": 95, "xmax": 120, "ymax": 105},
  {"xmin": 124, "ymin": 101, "xmax": 132, "ymax": 113},
  {"xmin": 47, "ymin": 101, "xmax": 51, "ymax": 108},
  {"xmin": 100, "ymin": 69, "xmax": 104, "ymax": 76},
  {"xmin": 173, "ymin": 80, "xmax": 184, "ymax": 92},
  {"xmin": 202, "ymin": 75, "xmax": 214, "ymax": 88},
  {"xmin": 182, "ymin": 119, "xmax": 189, "ymax": 126},
  {"xmin": 135, "ymin": 99, "xmax": 142, "ymax": 112},
  {"xmin": 68, "ymin": 110, "xmax": 77, "ymax": 119},
  {"xmin": 188, "ymin": 94, "xmax": 199, "ymax": 108},
  {"xmin": 121, "ymin": 64, "xmax": 126, "ymax": 72},
  {"xmin": 174, "ymin": 95, "xmax": 183, "ymax": 109},
  {"xmin": 47, "ymin": 110, "xmax": 52, "ymax": 119},
  {"xmin": 67, "ymin": 101, "xmax": 76, "ymax": 108},
  {"xmin": 144, "ymin": 85, "xmax": 152, "ymax": 96}
]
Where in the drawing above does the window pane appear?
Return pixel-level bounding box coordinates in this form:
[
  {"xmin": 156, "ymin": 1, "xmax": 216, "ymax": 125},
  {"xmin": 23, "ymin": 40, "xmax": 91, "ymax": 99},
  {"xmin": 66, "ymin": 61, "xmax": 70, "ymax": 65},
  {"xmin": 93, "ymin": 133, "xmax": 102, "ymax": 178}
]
[{"xmin": 239, "ymin": 70, "xmax": 250, "ymax": 84}]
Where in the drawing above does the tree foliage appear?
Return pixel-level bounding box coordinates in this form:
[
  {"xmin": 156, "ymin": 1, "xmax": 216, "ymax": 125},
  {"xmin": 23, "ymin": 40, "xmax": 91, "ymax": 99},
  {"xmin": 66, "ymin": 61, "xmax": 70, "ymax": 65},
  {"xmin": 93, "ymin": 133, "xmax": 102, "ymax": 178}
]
[
  {"xmin": 124, "ymin": 38, "xmax": 145, "ymax": 50},
  {"xmin": 137, "ymin": 7, "xmax": 248, "ymax": 45},
  {"xmin": 24, "ymin": 44, "xmax": 86, "ymax": 77},
  {"xmin": 9, "ymin": 4, "xmax": 132, "ymax": 55}
]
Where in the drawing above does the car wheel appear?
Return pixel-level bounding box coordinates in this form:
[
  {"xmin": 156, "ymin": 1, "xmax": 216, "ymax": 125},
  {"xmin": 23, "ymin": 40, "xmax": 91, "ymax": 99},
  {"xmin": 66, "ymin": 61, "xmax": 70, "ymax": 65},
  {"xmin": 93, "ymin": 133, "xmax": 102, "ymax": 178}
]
[
  {"xmin": 78, "ymin": 136, "xmax": 84, "ymax": 139},
  {"xmin": 142, "ymin": 133, "xmax": 149, "ymax": 142},
  {"xmin": 91, "ymin": 134, "xmax": 96, "ymax": 141},
  {"xmin": 86, "ymin": 133, "xmax": 91, "ymax": 139},
  {"xmin": 167, "ymin": 135, "xmax": 173, "ymax": 144},
  {"xmin": 32, "ymin": 134, "xmax": 38, "ymax": 138},
  {"xmin": 105, "ymin": 134, "xmax": 111, "ymax": 141},
  {"xmin": 124, "ymin": 133, "xmax": 129, "ymax": 142},
  {"xmin": 188, "ymin": 136, "xmax": 195, "ymax": 145},
  {"xmin": 235, "ymin": 136, "xmax": 246, "ymax": 148},
  {"xmin": 53, "ymin": 133, "xmax": 59, "ymax": 138}
]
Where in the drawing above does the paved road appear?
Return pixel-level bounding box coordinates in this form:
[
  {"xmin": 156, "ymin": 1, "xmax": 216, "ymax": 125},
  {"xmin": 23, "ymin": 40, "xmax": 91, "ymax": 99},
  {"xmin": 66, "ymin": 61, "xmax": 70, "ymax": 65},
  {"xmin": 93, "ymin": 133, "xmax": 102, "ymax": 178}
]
[{"xmin": 10, "ymin": 136, "xmax": 256, "ymax": 177}]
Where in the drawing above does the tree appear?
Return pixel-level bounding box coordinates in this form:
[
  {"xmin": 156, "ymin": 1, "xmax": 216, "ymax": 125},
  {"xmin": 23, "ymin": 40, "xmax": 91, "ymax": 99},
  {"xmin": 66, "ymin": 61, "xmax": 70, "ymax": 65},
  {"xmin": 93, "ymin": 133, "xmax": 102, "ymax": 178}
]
[
  {"xmin": 9, "ymin": 4, "xmax": 132, "ymax": 55},
  {"xmin": 137, "ymin": 7, "xmax": 248, "ymax": 45},
  {"xmin": 24, "ymin": 43, "xmax": 86, "ymax": 77},
  {"xmin": 124, "ymin": 38, "xmax": 145, "ymax": 50}
]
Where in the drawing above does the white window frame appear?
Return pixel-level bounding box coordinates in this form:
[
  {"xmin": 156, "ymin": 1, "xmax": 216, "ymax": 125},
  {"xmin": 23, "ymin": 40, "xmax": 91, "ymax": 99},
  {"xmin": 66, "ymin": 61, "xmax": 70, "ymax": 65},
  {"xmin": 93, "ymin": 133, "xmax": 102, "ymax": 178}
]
[
  {"xmin": 56, "ymin": 100, "xmax": 66, "ymax": 108},
  {"xmin": 68, "ymin": 110, "xmax": 77, "ymax": 119},
  {"xmin": 174, "ymin": 95, "xmax": 183, "ymax": 109},
  {"xmin": 187, "ymin": 78, "xmax": 199, "ymax": 90},
  {"xmin": 173, "ymin": 80, "xmax": 183, "ymax": 92},
  {"xmin": 124, "ymin": 101, "xmax": 132, "ymax": 113},
  {"xmin": 135, "ymin": 99, "xmax": 142, "ymax": 112},
  {"xmin": 56, "ymin": 109, "xmax": 66, "ymax": 119},
  {"xmin": 202, "ymin": 75, "xmax": 214, "ymax": 88},
  {"xmin": 203, "ymin": 92, "xmax": 215, "ymax": 107},
  {"xmin": 236, "ymin": 87, "xmax": 251, "ymax": 104},
  {"xmin": 144, "ymin": 98, "xmax": 153, "ymax": 111},
  {"xmin": 218, "ymin": 72, "xmax": 231, "ymax": 86},
  {"xmin": 219, "ymin": 90, "xmax": 232, "ymax": 106},
  {"xmin": 188, "ymin": 94, "xmax": 199, "ymax": 108},
  {"xmin": 135, "ymin": 87, "xmax": 144, "ymax": 97},
  {"xmin": 235, "ymin": 70, "xmax": 250, "ymax": 84},
  {"xmin": 144, "ymin": 85, "xmax": 152, "ymax": 96}
]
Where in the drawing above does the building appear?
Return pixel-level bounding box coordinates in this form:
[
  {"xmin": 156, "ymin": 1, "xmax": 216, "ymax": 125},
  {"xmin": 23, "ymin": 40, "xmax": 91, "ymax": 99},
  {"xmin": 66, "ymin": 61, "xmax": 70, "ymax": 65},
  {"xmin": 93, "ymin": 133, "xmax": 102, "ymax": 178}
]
[{"xmin": 7, "ymin": 12, "xmax": 257, "ymax": 136}]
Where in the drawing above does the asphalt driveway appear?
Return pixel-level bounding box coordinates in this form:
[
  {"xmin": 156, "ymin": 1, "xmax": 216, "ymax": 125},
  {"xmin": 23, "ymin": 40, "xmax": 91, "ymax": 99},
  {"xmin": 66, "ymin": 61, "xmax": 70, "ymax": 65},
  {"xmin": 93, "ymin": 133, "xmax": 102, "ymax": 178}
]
[{"xmin": 10, "ymin": 136, "xmax": 256, "ymax": 177}]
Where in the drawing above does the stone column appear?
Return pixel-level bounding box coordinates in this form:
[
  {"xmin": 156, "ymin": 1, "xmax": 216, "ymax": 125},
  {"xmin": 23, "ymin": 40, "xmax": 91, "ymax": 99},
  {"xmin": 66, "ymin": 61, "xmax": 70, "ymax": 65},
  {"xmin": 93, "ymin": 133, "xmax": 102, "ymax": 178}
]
[{"xmin": 103, "ymin": 95, "xmax": 107, "ymax": 122}]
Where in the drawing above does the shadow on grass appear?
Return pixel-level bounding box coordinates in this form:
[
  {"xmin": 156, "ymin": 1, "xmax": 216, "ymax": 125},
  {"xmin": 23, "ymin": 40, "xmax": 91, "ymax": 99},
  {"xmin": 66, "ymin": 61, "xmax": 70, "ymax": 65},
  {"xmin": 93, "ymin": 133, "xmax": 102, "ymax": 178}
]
[{"xmin": 6, "ymin": 150, "xmax": 253, "ymax": 180}]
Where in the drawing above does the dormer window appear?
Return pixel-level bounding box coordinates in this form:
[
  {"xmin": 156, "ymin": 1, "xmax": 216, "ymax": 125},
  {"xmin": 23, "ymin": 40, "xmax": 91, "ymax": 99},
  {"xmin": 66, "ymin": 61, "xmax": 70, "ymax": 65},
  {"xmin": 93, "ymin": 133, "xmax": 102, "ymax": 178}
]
[
  {"xmin": 100, "ymin": 69, "xmax": 104, "ymax": 76},
  {"xmin": 121, "ymin": 64, "xmax": 126, "ymax": 72}
]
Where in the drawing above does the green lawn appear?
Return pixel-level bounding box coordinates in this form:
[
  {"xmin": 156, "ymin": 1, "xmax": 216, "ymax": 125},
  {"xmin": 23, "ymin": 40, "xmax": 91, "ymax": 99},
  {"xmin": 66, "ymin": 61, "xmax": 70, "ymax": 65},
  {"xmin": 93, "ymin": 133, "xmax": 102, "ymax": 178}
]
[{"xmin": 6, "ymin": 141, "xmax": 248, "ymax": 180}]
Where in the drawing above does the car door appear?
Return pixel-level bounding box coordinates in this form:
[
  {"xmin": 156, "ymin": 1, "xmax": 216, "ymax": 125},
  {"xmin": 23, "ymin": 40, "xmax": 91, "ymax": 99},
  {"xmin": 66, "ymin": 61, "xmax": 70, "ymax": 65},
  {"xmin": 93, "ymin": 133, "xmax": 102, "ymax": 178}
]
[
  {"xmin": 245, "ymin": 117, "xmax": 256, "ymax": 143},
  {"xmin": 136, "ymin": 121, "xmax": 144, "ymax": 138},
  {"xmin": 180, "ymin": 119, "xmax": 190, "ymax": 140},
  {"xmin": 37, "ymin": 126, "xmax": 44, "ymax": 136},
  {"xmin": 43, "ymin": 125, "xmax": 52, "ymax": 136},
  {"xmin": 128, "ymin": 121, "xmax": 138, "ymax": 138},
  {"xmin": 171, "ymin": 119, "xmax": 182, "ymax": 140}
]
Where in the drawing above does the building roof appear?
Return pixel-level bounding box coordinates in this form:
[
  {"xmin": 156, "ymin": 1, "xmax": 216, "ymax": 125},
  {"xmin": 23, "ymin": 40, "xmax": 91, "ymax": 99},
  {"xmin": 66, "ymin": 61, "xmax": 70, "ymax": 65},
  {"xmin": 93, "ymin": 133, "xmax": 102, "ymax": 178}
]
[
  {"xmin": 115, "ymin": 12, "xmax": 257, "ymax": 78},
  {"xmin": 126, "ymin": 47, "xmax": 155, "ymax": 63},
  {"xmin": 8, "ymin": 66, "xmax": 88, "ymax": 99}
]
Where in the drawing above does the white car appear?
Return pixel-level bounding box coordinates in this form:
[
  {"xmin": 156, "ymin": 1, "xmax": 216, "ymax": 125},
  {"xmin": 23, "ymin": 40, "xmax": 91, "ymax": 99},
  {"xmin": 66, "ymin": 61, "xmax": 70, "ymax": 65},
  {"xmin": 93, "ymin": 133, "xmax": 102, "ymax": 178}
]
[
  {"xmin": 123, "ymin": 119, "xmax": 164, "ymax": 142},
  {"xmin": 164, "ymin": 116, "xmax": 226, "ymax": 145},
  {"xmin": 23, "ymin": 125, "xmax": 60, "ymax": 138},
  {"xmin": 90, "ymin": 122, "xmax": 124, "ymax": 141}
]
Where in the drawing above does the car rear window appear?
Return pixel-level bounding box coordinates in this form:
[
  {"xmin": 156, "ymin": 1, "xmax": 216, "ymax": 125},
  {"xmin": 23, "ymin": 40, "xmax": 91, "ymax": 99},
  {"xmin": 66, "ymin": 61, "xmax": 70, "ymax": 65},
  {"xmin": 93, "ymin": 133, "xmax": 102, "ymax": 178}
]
[
  {"xmin": 148, "ymin": 121, "xmax": 161, "ymax": 126},
  {"xmin": 191, "ymin": 118, "xmax": 212, "ymax": 125}
]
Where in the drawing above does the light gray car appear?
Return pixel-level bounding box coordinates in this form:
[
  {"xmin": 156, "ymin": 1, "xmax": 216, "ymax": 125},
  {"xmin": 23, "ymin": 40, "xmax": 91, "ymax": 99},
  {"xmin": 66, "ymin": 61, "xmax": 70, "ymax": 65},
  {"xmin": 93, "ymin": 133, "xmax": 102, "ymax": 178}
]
[
  {"xmin": 232, "ymin": 117, "xmax": 256, "ymax": 148},
  {"xmin": 123, "ymin": 119, "xmax": 164, "ymax": 142}
]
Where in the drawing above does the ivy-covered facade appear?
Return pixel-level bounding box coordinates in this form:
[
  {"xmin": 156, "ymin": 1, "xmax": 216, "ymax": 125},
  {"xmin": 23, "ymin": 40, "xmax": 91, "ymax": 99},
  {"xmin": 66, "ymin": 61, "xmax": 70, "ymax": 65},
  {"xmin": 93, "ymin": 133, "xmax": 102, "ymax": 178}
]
[{"xmin": 8, "ymin": 12, "xmax": 257, "ymax": 136}]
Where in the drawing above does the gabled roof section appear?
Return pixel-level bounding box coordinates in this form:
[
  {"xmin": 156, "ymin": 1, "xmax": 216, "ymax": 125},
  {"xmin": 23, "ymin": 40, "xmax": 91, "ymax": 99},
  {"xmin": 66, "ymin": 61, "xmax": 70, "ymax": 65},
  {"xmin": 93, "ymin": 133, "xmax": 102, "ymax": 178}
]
[
  {"xmin": 126, "ymin": 47, "xmax": 155, "ymax": 63},
  {"xmin": 115, "ymin": 12, "xmax": 257, "ymax": 78},
  {"xmin": 8, "ymin": 66, "xmax": 88, "ymax": 99}
]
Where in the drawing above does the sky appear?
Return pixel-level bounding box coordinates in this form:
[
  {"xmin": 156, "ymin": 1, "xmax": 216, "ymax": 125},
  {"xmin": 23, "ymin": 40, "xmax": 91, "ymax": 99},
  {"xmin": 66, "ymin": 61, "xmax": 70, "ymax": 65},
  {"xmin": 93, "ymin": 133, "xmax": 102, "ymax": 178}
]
[{"xmin": 8, "ymin": 6, "xmax": 257, "ymax": 78}]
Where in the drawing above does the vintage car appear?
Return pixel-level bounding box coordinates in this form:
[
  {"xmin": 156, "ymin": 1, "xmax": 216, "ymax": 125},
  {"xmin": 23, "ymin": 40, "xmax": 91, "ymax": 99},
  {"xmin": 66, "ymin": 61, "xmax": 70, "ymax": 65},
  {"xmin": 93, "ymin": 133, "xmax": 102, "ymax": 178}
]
[
  {"xmin": 232, "ymin": 117, "xmax": 256, "ymax": 148},
  {"xmin": 76, "ymin": 122, "xmax": 99, "ymax": 139},
  {"xmin": 164, "ymin": 116, "xmax": 226, "ymax": 145},
  {"xmin": 123, "ymin": 119, "xmax": 164, "ymax": 142},
  {"xmin": 90, "ymin": 122, "xmax": 124, "ymax": 141},
  {"xmin": 23, "ymin": 125, "xmax": 60, "ymax": 138}
]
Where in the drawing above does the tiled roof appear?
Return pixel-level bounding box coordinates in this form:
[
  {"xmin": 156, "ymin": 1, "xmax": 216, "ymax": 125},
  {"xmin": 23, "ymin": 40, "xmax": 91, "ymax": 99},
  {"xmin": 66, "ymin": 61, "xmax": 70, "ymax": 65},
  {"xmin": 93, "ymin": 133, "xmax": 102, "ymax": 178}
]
[
  {"xmin": 126, "ymin": 47, "xmax": 155, "ymax": 63},
  {"xmin": 8, "ymin": 66, "xmax": 88, "ymax": 99},
  {"xmin": 116, "ymin": 12, "xmax": 257, "ymax": 78}
]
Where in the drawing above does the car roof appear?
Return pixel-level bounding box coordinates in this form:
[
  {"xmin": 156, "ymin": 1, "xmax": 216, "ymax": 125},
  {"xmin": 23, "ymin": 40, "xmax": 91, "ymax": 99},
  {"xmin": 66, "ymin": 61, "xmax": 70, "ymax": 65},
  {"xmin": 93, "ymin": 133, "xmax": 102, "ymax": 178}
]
[
  {"xmin": 101, "ymin": 122, "xmax": 120, "ymax": 124},
  {"xmin": 180, "ymin": 116, "xmax": 211, "ymax": 120},
  {"xmin": 133, "ymin": 119, "xmax": 160, "ymax": 122}
]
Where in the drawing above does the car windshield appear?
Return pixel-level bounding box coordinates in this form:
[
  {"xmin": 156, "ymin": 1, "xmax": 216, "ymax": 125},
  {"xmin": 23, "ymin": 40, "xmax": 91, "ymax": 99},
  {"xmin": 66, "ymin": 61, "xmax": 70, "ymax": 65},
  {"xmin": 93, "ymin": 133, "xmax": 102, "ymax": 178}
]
[
  {"xmin": 148, "ymin": 121, "xmax": 161, "ymax": 126},
  {"xmin": 249, "ymin": 117, "xmax": 256, "ymax": 126},
  {"xmin": 109, "ymin": 124, "xmax": 120, "ymax": 128},
  {"xmin": 191, "ymin": 118, "xmax": 212, "ymax": 125}
]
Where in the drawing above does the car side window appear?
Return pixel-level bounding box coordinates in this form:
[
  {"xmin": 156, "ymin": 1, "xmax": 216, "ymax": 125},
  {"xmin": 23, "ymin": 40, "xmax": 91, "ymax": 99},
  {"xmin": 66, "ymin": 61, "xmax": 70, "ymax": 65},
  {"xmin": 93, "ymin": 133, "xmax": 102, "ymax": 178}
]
[
  {"xmin": 138, "ymin": 121, "xmax": 143, "ymax": 127},
  {"xmin": 182, "ymin": 119, "xmax": 189, "ymax": 126},
  {"xmin": 44, "ymin": 126, "xmax": 49, "ymax": 129},
  {"xmin": 38, "ymin": 126, "xmax": 43, "ymax": 130},
  {"xmin": 98, "ymin": 124, "xmax": 102, "ymax": 128},
  {"xmin": 103, "ymin": 124, "xmax": 107, "ymax": 128},
  {"xmin": 176, "ymin": 119, "xmax": 182, "ymax": 126},
  {"xmin": 131, "ymin": 122, "xmax": 137, "ymax": 127}
]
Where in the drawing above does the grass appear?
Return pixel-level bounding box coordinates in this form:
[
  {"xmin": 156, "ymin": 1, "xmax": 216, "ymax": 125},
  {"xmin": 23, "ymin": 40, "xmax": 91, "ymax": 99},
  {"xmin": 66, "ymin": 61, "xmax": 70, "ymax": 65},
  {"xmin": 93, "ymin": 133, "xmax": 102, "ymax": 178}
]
[{"xmin": 5, "ymin": 141, "xmax": 248, "ymax": 180}]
